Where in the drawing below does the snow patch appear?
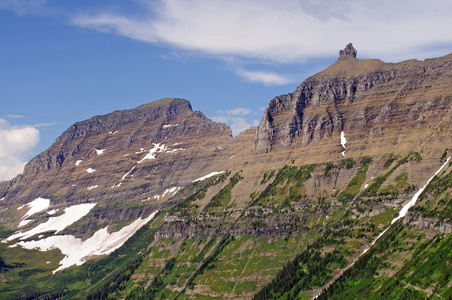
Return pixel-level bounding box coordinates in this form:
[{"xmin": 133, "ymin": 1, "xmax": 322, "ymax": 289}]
[
  {"xmin": 87, "ymin": 185, "xmax": 98, "ymax": 191},
  {"xmin": 75, "ymin": 160, "xmax": 82, "ymax": 166},
  {"xmin": 86, "ymin": 168, "xmax": 96, "ymax": 173},
  {"xmin": 7, "ymin": 203, "xmax": 97, "ymax": 241},
  {"xmin": 121, "ymin": 166, "xmax": 136, "ymax": 181},
  {"xmin": 163, "ymin": 123, "xmax": 178, "ymax": 128},
  {"xmin": 340, "ymin": 131, "xmax": 346, "ymax": 156},
  {"xmin": 193, "ymin": 171, "xmax": 225, "ymax": 182},
  {"xmin": 95, "ymin": 149, "xmax": 106, "ymax": 155},
  {"xmin": 138, "ymin": 143, "xmax": 167, "ymax": 164},
  {"xmin": 360, "ymin": 156, "xmax": 451, "ymax": 255},
  {"xmin": 16, "ymin": 210, "xmax": 157, "ymax": 273},
  {"xmin": 229, "ymin": 155, "xmax": 235, "ymax": 159},
  {"xmin": 364, "ymin": 184, "xmax": 369, "ymax": 189},
  {"xmin": 153, "ymin": 187, "xmax": 181, "ymax": 200},
  {"xmin": 18, "ymin": 198, "xmax": 51, "ymax": 227},
  {"xmin": 0, "ymin": 197, "xmax": 4, "ymax": 201},
  {"xmin": 109, "ymin": 131, "xmax": 119, "ymax": 135},
  {"xmin": 135, "ymin": 148, "xmax": 146, "ymax": 154},
  {"xmin": 166, "ymin": 148, "xmax": 185, "ymax": 153},
  {"xmin": 122, "ymin": 154, "xmax": 130, "ymax": 157},
  {"xmin": 47, "ymin": 210, "xmax": 57, "ymax": 215},
  {"xmin": 391, "ymin": 156, "xmax": 451, "ymax": 225}
]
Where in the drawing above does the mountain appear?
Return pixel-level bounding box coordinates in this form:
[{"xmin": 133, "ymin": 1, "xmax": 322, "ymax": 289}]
[{"xmin": 1, "ymin": 44, "xmax": 452, "ymax": 299}]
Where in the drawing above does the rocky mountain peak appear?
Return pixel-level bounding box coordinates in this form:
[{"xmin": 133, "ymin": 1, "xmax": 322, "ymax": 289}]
[{"xmin": 339, "ymin": 43, "xmax": 357, "ymax": 59}]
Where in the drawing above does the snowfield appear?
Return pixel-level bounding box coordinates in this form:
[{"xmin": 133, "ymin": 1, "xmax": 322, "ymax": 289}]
[
  {"xmin": 17, "ymin": 197, "xmax": 50, "ymax": 227},
  {"xmin": 15, "ymin": 210, "xmax": 158, "ymax": 273},
  {"xmin": 7, "ymin": 203, "xmax": 97, "ymax": 241},
  {"xmin": 193, "ymin": 171, "xmax": 225, "ymax": 182}
]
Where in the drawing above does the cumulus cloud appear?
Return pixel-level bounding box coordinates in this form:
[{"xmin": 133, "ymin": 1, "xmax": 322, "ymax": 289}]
[
  {"xmin": 0, "ymin": 119, "xmax": 40, "ymax": 181},
  {"xmin": 70, "ymin": 0, "xmax": 452, "ymax": 64},
  {"xmin": 212, "ymin": 108, "xmax": 259, "ymax": 136}
]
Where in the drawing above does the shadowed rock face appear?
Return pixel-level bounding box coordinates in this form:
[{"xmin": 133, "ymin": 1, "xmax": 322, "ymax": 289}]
[{"xmin": 255, "ymin": 46, "xmax": 452, "ymax": 154}]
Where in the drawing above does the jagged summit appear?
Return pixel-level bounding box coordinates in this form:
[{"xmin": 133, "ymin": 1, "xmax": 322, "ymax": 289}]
[{"xmin": 339, "ymin": 43, "xmax": 357, "ymax": 59}]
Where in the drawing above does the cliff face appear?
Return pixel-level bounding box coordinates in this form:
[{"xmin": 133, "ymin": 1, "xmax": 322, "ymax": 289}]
[{"xmin": 255, "ymin": 44, "xmax": 452, "ymax": 155}]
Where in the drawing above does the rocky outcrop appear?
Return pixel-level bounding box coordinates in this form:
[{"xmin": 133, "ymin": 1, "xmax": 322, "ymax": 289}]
[
  {"xmin": 339, "ymin": 43, "xmax": 357, "ymax": 59},
  {"xmin": 255, "ymin": 45, "xmax": 452, "ymax": 154}
]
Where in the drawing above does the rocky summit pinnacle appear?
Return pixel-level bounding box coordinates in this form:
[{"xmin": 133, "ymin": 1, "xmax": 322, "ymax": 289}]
[{"xmin": 339, "ymin": 42, "xmax": 357, "ymax": 59}]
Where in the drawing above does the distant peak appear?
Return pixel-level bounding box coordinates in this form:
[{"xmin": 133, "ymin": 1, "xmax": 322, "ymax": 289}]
[{"xmin": 339, "ymin": 43, "xmax": 357, "ymax": 59}]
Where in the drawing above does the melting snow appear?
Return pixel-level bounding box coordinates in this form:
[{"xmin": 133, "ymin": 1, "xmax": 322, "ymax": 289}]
[
  {"xmin": 15, "ymin": 210, "xmax": 158, "ymax": 273},
  {"xmin": 364, "ymin": 184, "xmax": 369, "ymax": 189},
  {"xmin": 166, "ymin": 148, "xmax": 185, "ymax": 153},
  {"xmin": 135, "ymin": 148, "xmax": 146, "ymax": 154},
  {"xmin": 75, "ymin": 160, "xmax": 82, "ymax": 166},
  {"xmin": 163, "ymin": 123, "xmax": 178, "ymax": 128},
  {"xmin": 361, "ymin": 155, "xmax": 451, "ymax": 255},
  {"xmin": 122, "ymin": 154, "xmax": 130, "ymax": 157},
  {"xmin": 391, "ymin": 156, "xmax": 451, "ymax": 225},
  {"xmin": 229, "ymin": 155, "xmax": 235, "ymax": 159},
  {"xmin": 121, "ymin": 166, "xmax": 136, "ymax": 181},
  {"xmin": 111, "ymin": 183, "xmax": 122, "ymax": 188},
  {"xmin": 18, "ymin": 198, "xmax": 51, "ymax": 227},
  {"xmin": 86, "ymin": 168, "xmax": 96, "ymax": 173},
  {"xmin": 95, "ymin": 149, "xmax": 106, "ymax": 155},
  {"xmin": 340, "ymin": 131, "xmax": 346, "ymax": 156},
  {"xmin": 87, "ymin": 185, "xmax": 98, "ymax": 191},
  {"xmin": 47, "ymin": 210, "xmax": 57, "ymax": 215},
  {"xmin": 138, "ymin": 143, "xmax": 167, "ymax": 164},
  {"xmin": 193, "ymin": 171, "xmax": 225, "ymax": 182},
  {"xmin": 109, "ymin": 131, "xmax": 119, "ymax": 135},
  {"xmin": 154, "ymin": 187, "xmax": 181, "ymax": 200},
  {"xmin": 0, "ymin": 197, "xmax": 4, "ymax": 201},
  {"xmin": 7, "ymin": 203, "xmax": 97, "ymax": 241}
]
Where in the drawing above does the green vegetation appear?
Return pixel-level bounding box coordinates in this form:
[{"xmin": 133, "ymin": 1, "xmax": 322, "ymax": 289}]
[
  {"xmin": 324, "ymin": 162, "xmax": 337, "ymax": 176},
  {"xmin": 337, "ymin": 156, "xmax": 372, "ymax": 203},
  {"xmin": 251, "ymin": 164, "xmax": 314, "ymax": 207},
  {"xmin": 204, "ymin": 172, "xmax": 243, "ymax": 211},
  {"xmin": 343, "ymin": 158, "xmax": 357, "ymax": 169},
  {"xmin": 261, "ymin": 170, "xmax": 275, "ymax": 184}
]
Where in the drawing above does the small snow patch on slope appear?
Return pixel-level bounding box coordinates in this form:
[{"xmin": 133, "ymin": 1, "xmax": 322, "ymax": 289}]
[
  {"xmin": 75, "ymin": 160, "xmax": 82, "ymax": 166},
  {"xmin": 86, "ymin": 168, "xmax": 96, "ymax": 173},
  {"xmin": 95, "ymin": 149, "xmax": 106, "ymax": 155},
  {"xmin": 7, "ymin": 203, "xmax": 97, "ymax": 241},
  {"xmin": 16, "ymin": 211, "xmax": 158, "ymax": 273},
  {"xmin": 154, "ymin": 187, "xmax": 181, "ymax": 200},
  {"xmin": 87, "ymin": 185, "xmax": 98, "ymax": 191},
  {"xmin": 193, "ymin": 171, "xmax": 225, "ymax": 182},
  {"xmin": 340, "ymin": 131, "xmax": 346, "ymax": 157},
  {"xmin": 138, "ymin": 143, "xmax": 167, "ymax": 164}
]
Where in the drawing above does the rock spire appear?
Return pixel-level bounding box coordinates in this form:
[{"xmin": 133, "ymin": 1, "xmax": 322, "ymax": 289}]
[{"xmin": 339, "ymin": 43, "xmax": 357, "ymax": 59}]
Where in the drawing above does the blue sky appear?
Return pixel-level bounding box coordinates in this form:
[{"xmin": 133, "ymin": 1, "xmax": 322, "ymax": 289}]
[{"xmin": 1, "ymin": 0, "xmax": 452, "ymax": 181}]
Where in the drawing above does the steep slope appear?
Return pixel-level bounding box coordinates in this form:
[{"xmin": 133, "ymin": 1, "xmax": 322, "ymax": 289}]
[{"xmin": 1, "ymin": 45, "xmax": 452, "ymax": 300}]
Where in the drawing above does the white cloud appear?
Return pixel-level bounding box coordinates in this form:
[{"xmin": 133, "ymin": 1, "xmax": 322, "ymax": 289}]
[
  {"xmin": 70, "ymin": 0, "xmax": 452, "ymax": 64},
  {"xmin": 0, "ymin": 119, "xmax": 39, "ymax": 181},
  {"xmin": 236, "ymin": 69, "xmax": 296, "ymax": 86},
  {"xmin": 212, "ymin": 108, "xmax": 259, "ymax": 136}
]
